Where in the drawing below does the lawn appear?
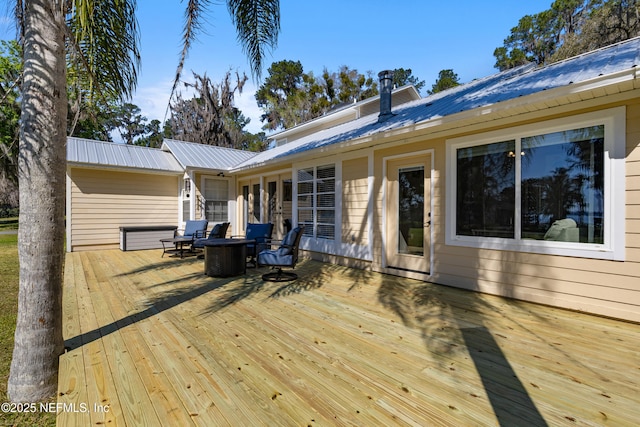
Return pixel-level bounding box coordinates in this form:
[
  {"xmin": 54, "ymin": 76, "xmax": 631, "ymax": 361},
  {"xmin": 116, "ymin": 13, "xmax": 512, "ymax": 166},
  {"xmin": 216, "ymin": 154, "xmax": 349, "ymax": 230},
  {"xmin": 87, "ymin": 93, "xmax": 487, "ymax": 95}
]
[{"xmin": 0, "ymin": 234, "xmax": 56, "ymax": 427}]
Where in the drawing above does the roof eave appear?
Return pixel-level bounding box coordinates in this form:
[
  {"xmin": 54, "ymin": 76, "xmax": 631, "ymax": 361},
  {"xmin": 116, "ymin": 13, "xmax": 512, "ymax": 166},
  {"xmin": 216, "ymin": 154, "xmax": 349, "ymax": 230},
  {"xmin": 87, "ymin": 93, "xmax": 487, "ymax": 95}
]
[{"xmin": 67, "ymin": 162, "xmax": 184, "ymax": 176}]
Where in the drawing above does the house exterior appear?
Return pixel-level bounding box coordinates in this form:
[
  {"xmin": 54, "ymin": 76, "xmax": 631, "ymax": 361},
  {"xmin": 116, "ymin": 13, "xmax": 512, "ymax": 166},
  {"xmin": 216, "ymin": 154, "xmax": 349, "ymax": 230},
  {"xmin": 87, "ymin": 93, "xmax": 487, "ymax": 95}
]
[{"xmin": 67, "ymin": 37, "xmax": 640, "ymax": 322}]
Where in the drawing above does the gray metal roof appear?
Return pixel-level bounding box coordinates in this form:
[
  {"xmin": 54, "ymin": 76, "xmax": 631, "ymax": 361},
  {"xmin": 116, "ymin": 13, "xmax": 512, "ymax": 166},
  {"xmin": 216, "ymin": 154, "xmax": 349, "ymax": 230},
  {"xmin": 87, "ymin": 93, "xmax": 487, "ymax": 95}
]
[
  {"xmin": 67, "ymin": 137, "xmax": 183, "ymax": 173},
  {"xmin": 67, "ymin": 38, "xmax": 640, "ymax": 175},
  {"xmin": 161, "ymin": 139, "xmax": 257, "ymax": 171},
  {"xmin": 233, "ymin": 37, "xmax": 640, "ymax": 170}
]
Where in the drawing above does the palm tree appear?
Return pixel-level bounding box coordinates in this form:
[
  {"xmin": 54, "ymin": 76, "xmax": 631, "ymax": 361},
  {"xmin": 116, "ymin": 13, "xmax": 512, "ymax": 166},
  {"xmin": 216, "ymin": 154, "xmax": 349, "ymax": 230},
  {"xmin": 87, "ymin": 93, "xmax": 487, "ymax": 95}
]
[{"xmin": 8, "ymin": 0, "xmax": 280, "ymax": 403}]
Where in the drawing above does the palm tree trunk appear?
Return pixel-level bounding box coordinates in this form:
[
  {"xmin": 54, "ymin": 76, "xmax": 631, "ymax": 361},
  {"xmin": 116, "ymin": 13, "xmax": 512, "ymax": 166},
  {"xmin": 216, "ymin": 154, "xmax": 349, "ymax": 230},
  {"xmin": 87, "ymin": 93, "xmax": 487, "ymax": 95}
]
[{"xmin": 8, "ymin": 0, "xmax": 67, "ymax": 402}]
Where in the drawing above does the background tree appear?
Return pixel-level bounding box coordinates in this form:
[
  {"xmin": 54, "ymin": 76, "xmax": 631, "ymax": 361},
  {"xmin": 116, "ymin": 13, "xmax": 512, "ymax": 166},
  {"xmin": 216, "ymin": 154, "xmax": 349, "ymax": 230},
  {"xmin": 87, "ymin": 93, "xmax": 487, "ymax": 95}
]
[
  {"xmin": 0, "ymin": 40, "xmax": 21, "ymax": 207},
  {"xmin": 135, "ymin": 119, "xmax": 166, "ymax": 148},
  {"xmin": 111, "ymin": 103, "xmax": 148, "ymax": 144},
  {"xmin": 167, "ymin": 70, "xmax": 264, "ymax": 150},
  {"xmin": 392, "ymin": 67, "xmax": 426, "ymax": 93},
  {"xmin": 493, "ymin": 9, "xmax": 562, "ymax": 70},
  {"xmin": 551, "ymin": 0, "xmax": 640, "ymax": 61},
  {"xmin": 8, "ymin": 0, "xmax": 280, "ymax": 404},
  {"xmin": 68, "ymin": 101, "xmax": 115, "ymax": 141},
  {"xmin": 333, "ymin": 65, "xmax": 378, "ymax": 104},
  {"xmin": 255, "ymin": 59, "xmax": 306, "ymax": 130},
  {"xmin": 428, "ymin": 69, "xmax": 461, "ymax": 95},
  {"xmin": 256, "ymin": 62, "xmax": 423, "ymax": 131},
  {"xmin": 494, "ymin": 0, "xmax": 639, "ymax": 70}
]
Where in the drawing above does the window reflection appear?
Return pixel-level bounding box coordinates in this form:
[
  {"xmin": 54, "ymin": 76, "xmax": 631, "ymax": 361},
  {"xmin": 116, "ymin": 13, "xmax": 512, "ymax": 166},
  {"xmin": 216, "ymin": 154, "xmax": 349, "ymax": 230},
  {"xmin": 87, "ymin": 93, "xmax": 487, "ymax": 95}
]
[
  {"xmin": 521, "ymin": 126, "xmax": 604, "ymax": 243},
  {"xmin": 398, "ymin": 166, "xmax": 424, "ymax": 255},
  {"xmin": 456, "ymin": 140, "xmax": 515, "ymax": 238}
]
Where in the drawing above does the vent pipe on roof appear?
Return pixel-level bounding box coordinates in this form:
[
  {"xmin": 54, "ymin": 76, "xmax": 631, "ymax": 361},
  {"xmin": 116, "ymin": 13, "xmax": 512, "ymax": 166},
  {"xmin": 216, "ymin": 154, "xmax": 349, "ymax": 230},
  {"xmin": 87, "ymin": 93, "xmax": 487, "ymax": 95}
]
[{"xmin": 378, "ymin": 70, "xmax": 394, "ymax": 122}]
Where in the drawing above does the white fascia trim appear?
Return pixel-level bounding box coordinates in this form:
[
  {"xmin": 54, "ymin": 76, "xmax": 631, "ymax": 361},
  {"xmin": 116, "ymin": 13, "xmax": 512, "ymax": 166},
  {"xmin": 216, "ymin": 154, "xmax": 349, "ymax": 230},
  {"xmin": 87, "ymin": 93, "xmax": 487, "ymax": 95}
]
[{"xmin": 67, "ymin": 163, "xmax": 184, "ymax": 176}]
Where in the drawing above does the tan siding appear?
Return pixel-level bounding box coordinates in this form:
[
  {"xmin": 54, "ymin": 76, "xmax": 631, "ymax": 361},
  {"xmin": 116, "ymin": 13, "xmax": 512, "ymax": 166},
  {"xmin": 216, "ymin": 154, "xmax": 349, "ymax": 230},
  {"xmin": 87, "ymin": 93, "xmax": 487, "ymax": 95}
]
[
  {"xmin": 434, "ymin": 248, "xmax": 639, "ymax": 291},
  {"xmin": 627, "ymin": 232, "xmax": 640, "ymax": 248},
  {"xmin": 365, "ymin": 100, "xmax": 640, "ymax": 322},
  {"xmin": 430, "ymin": 102, "xmax": 640, "ymax": 322},
  {"xmin": 342, "ymin": 157, "xmax": 369, "ymax": 246},
  {"xmin": 627, "ymin": 102, "xmax": 640, "ymax": 263},
  {"xmin": 69, "ymin": 168, "xmax": 178, "ymax": 251}
]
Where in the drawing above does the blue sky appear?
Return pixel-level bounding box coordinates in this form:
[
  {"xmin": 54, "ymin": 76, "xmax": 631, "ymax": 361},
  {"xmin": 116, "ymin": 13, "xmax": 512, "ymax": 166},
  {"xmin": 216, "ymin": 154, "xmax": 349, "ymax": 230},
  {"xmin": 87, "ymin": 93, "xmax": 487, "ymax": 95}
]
[{"xmin": 1, "ymin": 1, "xmax": 553, "ymax": 134}]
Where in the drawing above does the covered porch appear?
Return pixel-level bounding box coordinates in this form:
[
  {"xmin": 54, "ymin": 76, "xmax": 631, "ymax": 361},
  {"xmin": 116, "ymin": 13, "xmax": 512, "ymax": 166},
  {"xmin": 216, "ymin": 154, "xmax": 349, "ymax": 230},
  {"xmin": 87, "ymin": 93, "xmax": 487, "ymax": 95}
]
[{"xmin": 58, "ymin": 249, "xmax": 639, "ymax": 426}]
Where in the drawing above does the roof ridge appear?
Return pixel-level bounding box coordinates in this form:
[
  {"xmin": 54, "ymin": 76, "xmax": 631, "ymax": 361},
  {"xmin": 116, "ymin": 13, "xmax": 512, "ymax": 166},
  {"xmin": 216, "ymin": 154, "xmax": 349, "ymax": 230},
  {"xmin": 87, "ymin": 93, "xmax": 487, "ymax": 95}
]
[
  {"xmin": 163, "ymin": 138, "xmax": 257, "ymax": 154},
  {"xmin": 67, "ymin": 136, "xmax": 162, "ymax": 152},
  {"xmin": 537, "ymin": 36, "xmax": 640, "ymax": 70}
]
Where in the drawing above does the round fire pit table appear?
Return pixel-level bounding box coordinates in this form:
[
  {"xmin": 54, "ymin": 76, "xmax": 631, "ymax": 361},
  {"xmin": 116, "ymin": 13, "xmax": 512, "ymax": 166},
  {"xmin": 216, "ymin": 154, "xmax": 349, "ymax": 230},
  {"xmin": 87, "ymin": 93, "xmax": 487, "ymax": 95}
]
[{"xmin": 202, "ymin": 239, "xmax": 255, "ymax": 277}]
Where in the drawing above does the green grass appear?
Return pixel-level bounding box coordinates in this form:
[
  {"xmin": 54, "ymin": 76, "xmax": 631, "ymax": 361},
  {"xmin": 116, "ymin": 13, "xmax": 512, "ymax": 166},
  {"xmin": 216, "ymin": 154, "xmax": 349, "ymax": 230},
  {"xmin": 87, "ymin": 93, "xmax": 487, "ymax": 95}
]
[{"xmin": 0, "ymin": 234, "xmax": 56, "ymax": 427}]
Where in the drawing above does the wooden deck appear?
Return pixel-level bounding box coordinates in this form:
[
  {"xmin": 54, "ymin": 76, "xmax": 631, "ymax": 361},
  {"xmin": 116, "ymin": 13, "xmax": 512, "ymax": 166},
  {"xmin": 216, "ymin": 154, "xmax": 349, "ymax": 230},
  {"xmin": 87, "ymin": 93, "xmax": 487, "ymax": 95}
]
[{"xmin": 57, "ymin": 249, "xmax": 640, "ymax": 426}]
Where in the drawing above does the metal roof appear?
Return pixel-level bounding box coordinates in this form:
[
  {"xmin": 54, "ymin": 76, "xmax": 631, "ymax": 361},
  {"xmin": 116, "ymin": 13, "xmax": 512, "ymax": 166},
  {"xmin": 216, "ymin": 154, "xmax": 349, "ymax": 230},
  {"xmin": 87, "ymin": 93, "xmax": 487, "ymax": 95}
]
[
  {"xmin": 67, "ymin": 137, "xmax": 183, "ymax": 174},
  {"xmin": 232, "ymin": 37, "xmax": 640, "ymax": 170},
  {"xmin": 267, "ymin": 84, "xmax": 421, "ymax": 141},
  {"xmin": 67, "ymin": 38, "xmax": 640, "ymax": 175},
  {"xmin": 161, "ymin": 139, "xmax": 257, "ymax": 171}
]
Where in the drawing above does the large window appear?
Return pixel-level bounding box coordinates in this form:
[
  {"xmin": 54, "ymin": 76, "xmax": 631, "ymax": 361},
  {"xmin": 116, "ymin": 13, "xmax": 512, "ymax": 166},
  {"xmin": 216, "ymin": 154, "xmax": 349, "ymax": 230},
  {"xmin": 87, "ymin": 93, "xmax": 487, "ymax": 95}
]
[
  {"xmin": 298, "ymin": 164, "xmax": 335, "ymax": 239},
  {"xmin": 447, "ymin": 108, "xmax": 625, "ymax": 260},
  {"xmin": 202, "ymin": 178, "xmax": 228, "ymax": 222},
  {"xmin": 521, "ymin": 127, "xmax": 604, "ymax": 243}
]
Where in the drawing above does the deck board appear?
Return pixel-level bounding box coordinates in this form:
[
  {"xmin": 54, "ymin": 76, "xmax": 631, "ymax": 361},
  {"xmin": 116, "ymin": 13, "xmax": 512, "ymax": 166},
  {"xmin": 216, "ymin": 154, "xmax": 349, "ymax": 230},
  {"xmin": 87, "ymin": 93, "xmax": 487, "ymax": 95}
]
[{"xmin": 58, "ymin": 250, "xmax": 640, "ymax": 426}]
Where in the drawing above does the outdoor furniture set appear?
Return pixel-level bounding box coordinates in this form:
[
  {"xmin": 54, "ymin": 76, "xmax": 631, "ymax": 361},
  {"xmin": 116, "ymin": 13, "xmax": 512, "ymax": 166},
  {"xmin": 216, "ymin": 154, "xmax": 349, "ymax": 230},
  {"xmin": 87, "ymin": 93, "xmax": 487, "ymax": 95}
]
[{"xmin": 160, "ymin": 220, "xmax": 304, "ymax": 281}]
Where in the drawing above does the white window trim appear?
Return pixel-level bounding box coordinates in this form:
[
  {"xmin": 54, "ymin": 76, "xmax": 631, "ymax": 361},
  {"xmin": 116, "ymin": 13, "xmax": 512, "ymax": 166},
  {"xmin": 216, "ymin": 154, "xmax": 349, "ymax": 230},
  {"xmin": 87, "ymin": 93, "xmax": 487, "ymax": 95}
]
[
  {"xmin": 381, "ymin": 149, "xmax": 435, "ymax": 273},
  {"xmin": 296, "ymin": 164, "xmax": 337, "ymax": 238},
  {"xmin": 445, "ymin": 107, "xmax": 626, "ymax": 261},
  {"xmin": 179, "ymin": 170, "xmax": 195, "ymax": 223},
  {"xmin": 200, "ymin": 175, "xmax": 232, "ymax": 224},
  {"xmin": 294, "ymin": 160, "xmax": 340, "ymax": 255}
]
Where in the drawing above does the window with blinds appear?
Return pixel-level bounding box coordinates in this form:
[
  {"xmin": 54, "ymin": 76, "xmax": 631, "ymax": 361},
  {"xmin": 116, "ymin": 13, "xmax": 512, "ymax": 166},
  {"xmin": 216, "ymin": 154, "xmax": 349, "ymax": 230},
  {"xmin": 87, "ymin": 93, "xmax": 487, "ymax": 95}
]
[
  {"xmin": 298, "ymin": 164, "xmax": 335, "ymax": 239},
  {"xmin": 203, "ymin": 178, "xmax": 228, "ymax": 222}
]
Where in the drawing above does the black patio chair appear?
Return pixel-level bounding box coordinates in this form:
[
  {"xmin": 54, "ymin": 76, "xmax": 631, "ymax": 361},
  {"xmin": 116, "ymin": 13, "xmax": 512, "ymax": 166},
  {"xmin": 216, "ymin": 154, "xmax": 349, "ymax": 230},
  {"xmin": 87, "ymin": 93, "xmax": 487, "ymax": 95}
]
[{"xmin": 192, "ymin": 222, "xmax": 230, "ymax": 257}]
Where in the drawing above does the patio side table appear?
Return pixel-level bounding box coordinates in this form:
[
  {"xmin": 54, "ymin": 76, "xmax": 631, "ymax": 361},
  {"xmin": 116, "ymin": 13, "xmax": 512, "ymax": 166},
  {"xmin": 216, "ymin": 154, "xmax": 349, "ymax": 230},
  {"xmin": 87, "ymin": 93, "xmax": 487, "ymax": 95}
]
[
  {"xmin": 160, "ymin": 236, "xmax": 194, "ymax": 258},
  {"xmin": 202, "ymin": 239, "xmax": 255, "ymax": 277}
]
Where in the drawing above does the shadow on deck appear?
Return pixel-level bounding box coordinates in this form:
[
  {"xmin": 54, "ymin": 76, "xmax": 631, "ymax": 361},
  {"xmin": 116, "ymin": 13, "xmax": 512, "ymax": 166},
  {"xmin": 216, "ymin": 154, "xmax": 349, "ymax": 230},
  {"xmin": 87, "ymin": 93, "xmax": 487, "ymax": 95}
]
[{"xmin": 58, "ymin": 249, "xmax": 639, "ymax": 426}]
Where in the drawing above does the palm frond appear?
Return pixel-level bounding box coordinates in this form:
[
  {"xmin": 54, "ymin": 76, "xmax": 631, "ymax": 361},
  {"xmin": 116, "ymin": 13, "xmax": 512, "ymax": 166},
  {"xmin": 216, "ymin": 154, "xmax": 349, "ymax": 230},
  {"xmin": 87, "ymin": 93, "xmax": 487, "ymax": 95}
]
[
  {"xmin": 169, "ymin": 0, "xmax": 212, "ymax": 114},
  {"xmin": 170, "ymin": 0, "xmax": 280, "ymax": 109},
  {"xmin": 227, "ymin": 0, "xmax": 280, "ymax": 79},
  {"xmin": 67, "ymin": 0, "xmax": 141, "ymax": 102}
]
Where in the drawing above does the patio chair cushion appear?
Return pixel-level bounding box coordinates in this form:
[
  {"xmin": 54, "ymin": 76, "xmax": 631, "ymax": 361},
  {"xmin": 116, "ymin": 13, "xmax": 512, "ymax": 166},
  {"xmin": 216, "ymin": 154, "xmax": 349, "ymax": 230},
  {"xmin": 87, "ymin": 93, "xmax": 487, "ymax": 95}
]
[
  {"xmin": 276, "ymin": 228, "xmax": 298, "ymax": 256},
  {"xmin": 258, "ymin": 250, "xmax": 293, "ymax": 266},
  {"xmin": 257, "ymin": 226, "xmax": 304, "ymax": 268},
  {"xmin": 182, "ymin": 220, "xmax": 208, "ymax": 238},
  {"xmin": 244, "ymin": 223, "xmax": 274, "ymax": 257},
  {"xmin": 245, "ymin": 223, "xmax": 273, "ymax": 242},
  {"xmin": 258, "ymin": 226, "xmax": 304, "ymax": 281}
]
